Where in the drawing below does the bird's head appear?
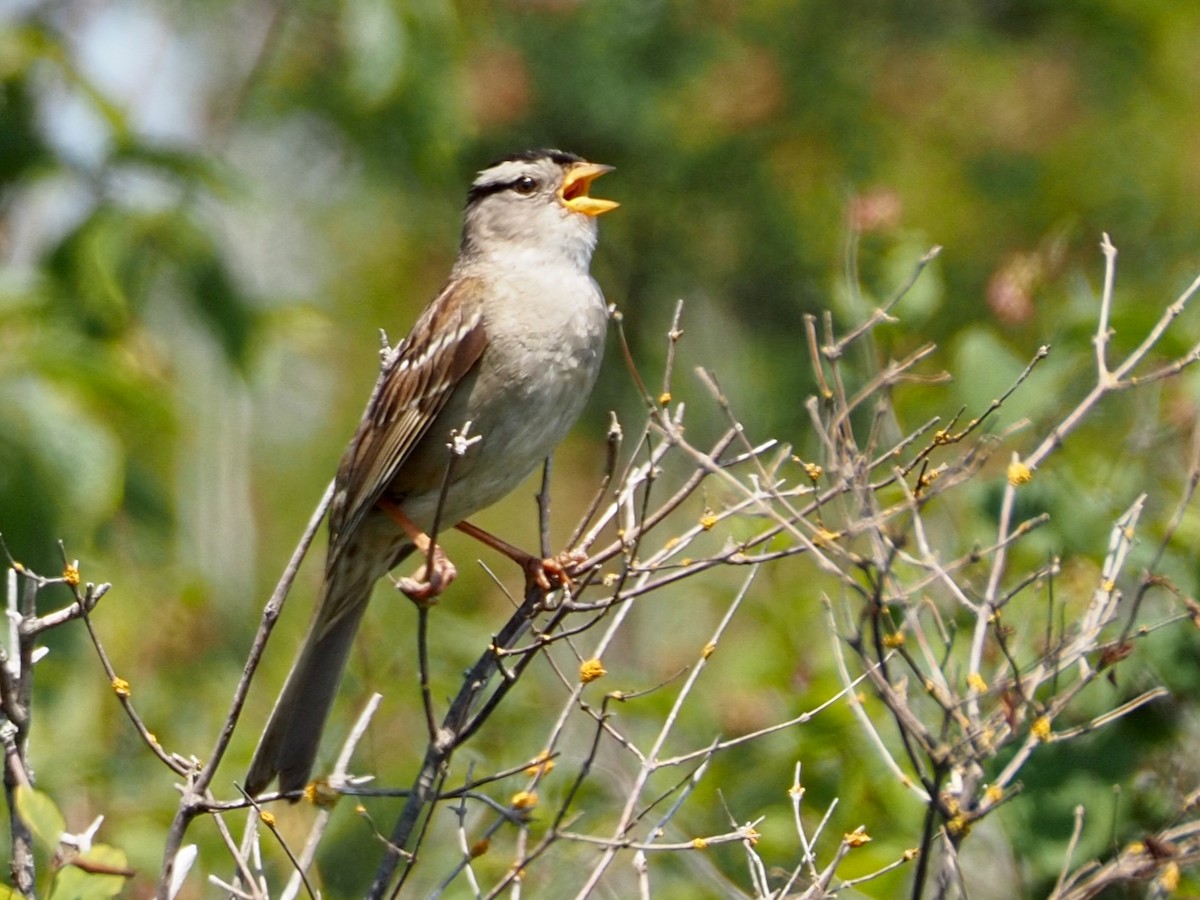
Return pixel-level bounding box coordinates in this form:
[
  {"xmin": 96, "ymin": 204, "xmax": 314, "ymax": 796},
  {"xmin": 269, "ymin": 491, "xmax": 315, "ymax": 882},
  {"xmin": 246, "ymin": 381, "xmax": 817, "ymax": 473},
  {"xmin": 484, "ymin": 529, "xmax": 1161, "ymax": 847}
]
[{"xmin": 460, "ymin": 149, "xmax": 618, "ymax": 268}]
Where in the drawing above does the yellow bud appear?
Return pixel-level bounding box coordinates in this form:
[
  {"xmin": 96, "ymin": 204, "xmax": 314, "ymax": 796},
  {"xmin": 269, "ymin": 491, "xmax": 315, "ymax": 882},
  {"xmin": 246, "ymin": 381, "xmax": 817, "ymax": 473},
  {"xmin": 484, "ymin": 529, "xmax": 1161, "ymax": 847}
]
[
  {"xmin": 1007, "ymin": 460, "xmax": 1033, "ymax": 486},
  {"xmin": 691, "ymin": 837, "xmax": 708, "ymax": 850},
  {"xmin": 304, "ymin": 780, "xmax": 340, "ymax": 809},
  {"xmin": 112, "ymin": 678, "xmax": 131, "ymax": 698},
  {"xmin": 1031, "ymin": 716, "xmax": 1052, "ymax": 741},
  {"xmin": 1157, "ymin": 861, "xmax": 1180, "ymax": 890},
  {"xmin": 658, "ymin": 391, "xmax": 672, "ymax": 406},
  {"xmin": 525, "ymin": 751, "xmax": 555, "ymax": 777},
  {"xmin": 967, "ymin": 672, "xmax": 988, "ymax": 693},
  {"xmin": 699, "ymin": 511, "xmax": 719, "ymax": 531},
  {"xmin": 511, "ymin": 791, "xmax": 538, "ymax": 810},
  {"xmin": 702, "ymin": 642, "xmax": 716, "ymax": 659},
  {"xmin": 813, "ymin": 527, "xmax": 841, "ymax": 547},
  {"xmin": 844, "ymin": 829, "xmax": 872, "ymax": 847},
  {"xmin": 63, "ymin": 563, "xmax": 80, "ymax": 587},
  {"xmin": 882, "ymin": 632, "xmax": 905, "ymax": 648},
  {"xmin": 258, "ymin": 810, "xmax": 276, "ymax": 827},
  {"xmin": 579, "ymin": 658, "xmax": 607, "ymax": 683}
]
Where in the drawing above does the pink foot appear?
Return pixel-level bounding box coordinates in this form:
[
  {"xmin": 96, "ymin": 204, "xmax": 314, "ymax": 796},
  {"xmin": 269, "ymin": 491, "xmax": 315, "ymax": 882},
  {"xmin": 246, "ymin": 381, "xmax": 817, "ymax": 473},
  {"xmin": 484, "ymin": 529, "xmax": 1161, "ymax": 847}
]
[{"xmin": 397, "ymin": 545, "xmax": 457, "ymax": 605}]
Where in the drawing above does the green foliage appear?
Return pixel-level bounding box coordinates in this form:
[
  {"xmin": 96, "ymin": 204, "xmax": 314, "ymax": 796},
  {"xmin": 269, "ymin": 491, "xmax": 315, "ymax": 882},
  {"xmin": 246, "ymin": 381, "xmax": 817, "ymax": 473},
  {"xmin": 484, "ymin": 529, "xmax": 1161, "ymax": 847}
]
[
  {"xmin": 46, "ymin": 205, "xmax": 255, "ymax": 365},
  {"xmin": 15, "ymin": 787, "xmax": 66, "ymax": 851},
  {"xmin": 15, "ymin": 788, "xmax": 130, "ymax": 900},
  {"xmin": 47, "ymin": 850, "xmax": 128, "ymax": 900}
]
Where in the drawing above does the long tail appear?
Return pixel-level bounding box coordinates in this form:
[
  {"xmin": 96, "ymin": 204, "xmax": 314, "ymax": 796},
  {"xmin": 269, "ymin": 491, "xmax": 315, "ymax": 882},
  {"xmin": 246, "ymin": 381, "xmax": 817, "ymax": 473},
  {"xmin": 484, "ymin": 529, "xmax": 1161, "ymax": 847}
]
[{"xmin": 244, "ymin": 584, "xmax": 370, "ymax": 797}]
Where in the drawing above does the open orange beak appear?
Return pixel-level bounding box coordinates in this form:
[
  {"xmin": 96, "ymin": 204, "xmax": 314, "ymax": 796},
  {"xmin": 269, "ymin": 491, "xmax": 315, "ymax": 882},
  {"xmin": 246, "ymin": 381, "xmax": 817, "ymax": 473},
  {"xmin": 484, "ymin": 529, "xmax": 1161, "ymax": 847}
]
[{"xmin": 557, "ymin": 162, "xmax": 619, "ymax": 217}]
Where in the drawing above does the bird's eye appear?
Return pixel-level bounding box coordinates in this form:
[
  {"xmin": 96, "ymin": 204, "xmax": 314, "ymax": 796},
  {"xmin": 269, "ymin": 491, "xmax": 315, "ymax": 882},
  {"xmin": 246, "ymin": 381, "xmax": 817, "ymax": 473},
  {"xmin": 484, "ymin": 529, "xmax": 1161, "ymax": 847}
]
[{"xmin": 512, "ymin": 175, "xmax": 538, "ymax": 195}]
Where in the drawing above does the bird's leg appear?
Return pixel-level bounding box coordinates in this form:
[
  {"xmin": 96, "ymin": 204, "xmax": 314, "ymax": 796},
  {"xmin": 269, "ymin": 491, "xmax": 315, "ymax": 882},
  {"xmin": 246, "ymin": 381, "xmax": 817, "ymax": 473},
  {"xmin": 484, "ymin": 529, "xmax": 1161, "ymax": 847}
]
[
  {"xmin": 453, "ymin": 521, "xmax": 582, "ymax": 592},
  {"xmin": 378, "ymin": 498, "xmax": 457, "ymax": 604}
]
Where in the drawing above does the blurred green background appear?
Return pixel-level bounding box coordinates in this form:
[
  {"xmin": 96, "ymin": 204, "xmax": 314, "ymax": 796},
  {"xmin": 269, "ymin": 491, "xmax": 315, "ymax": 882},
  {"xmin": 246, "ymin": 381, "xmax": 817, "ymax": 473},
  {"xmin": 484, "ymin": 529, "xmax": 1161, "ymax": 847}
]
[{"xmin": 3, "ymin": 0, "xmax": 1200, "ymax": 896}]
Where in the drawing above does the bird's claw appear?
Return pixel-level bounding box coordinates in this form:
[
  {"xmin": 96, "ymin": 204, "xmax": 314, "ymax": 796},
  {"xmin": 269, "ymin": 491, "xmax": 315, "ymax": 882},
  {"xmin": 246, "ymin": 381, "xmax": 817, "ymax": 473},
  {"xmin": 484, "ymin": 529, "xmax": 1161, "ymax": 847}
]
[
  {"xmin": 398, "ymin": 546, "xmax": 457, "ymax": 607},
  {"xmin": 527, "ymin": 548, "xmax": 588, "ymax": 594}
]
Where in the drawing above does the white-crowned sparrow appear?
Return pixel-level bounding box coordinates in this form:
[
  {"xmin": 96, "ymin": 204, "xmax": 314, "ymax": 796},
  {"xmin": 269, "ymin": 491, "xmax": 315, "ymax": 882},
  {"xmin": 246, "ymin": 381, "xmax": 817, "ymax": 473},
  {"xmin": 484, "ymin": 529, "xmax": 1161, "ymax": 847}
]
[{"xmin": 245, "ymin": 149, "xmax": 617, "ymax": 796}]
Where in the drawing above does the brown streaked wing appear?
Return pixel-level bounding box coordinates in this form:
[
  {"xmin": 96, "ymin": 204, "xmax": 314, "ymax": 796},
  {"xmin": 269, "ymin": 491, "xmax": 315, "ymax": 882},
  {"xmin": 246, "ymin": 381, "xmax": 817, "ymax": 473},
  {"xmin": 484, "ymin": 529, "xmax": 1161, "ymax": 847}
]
[{"xmin": 328, "ymin": 277, "xmax": 489, "ymax": 555}]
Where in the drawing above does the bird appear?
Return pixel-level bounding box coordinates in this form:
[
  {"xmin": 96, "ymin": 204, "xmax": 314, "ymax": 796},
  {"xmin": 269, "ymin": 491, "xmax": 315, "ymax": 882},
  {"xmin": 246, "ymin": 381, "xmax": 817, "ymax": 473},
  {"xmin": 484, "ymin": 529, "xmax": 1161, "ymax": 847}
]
[{"xmin": 245, "ymin": 149, "xmax": 618, "ymax": 797}]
